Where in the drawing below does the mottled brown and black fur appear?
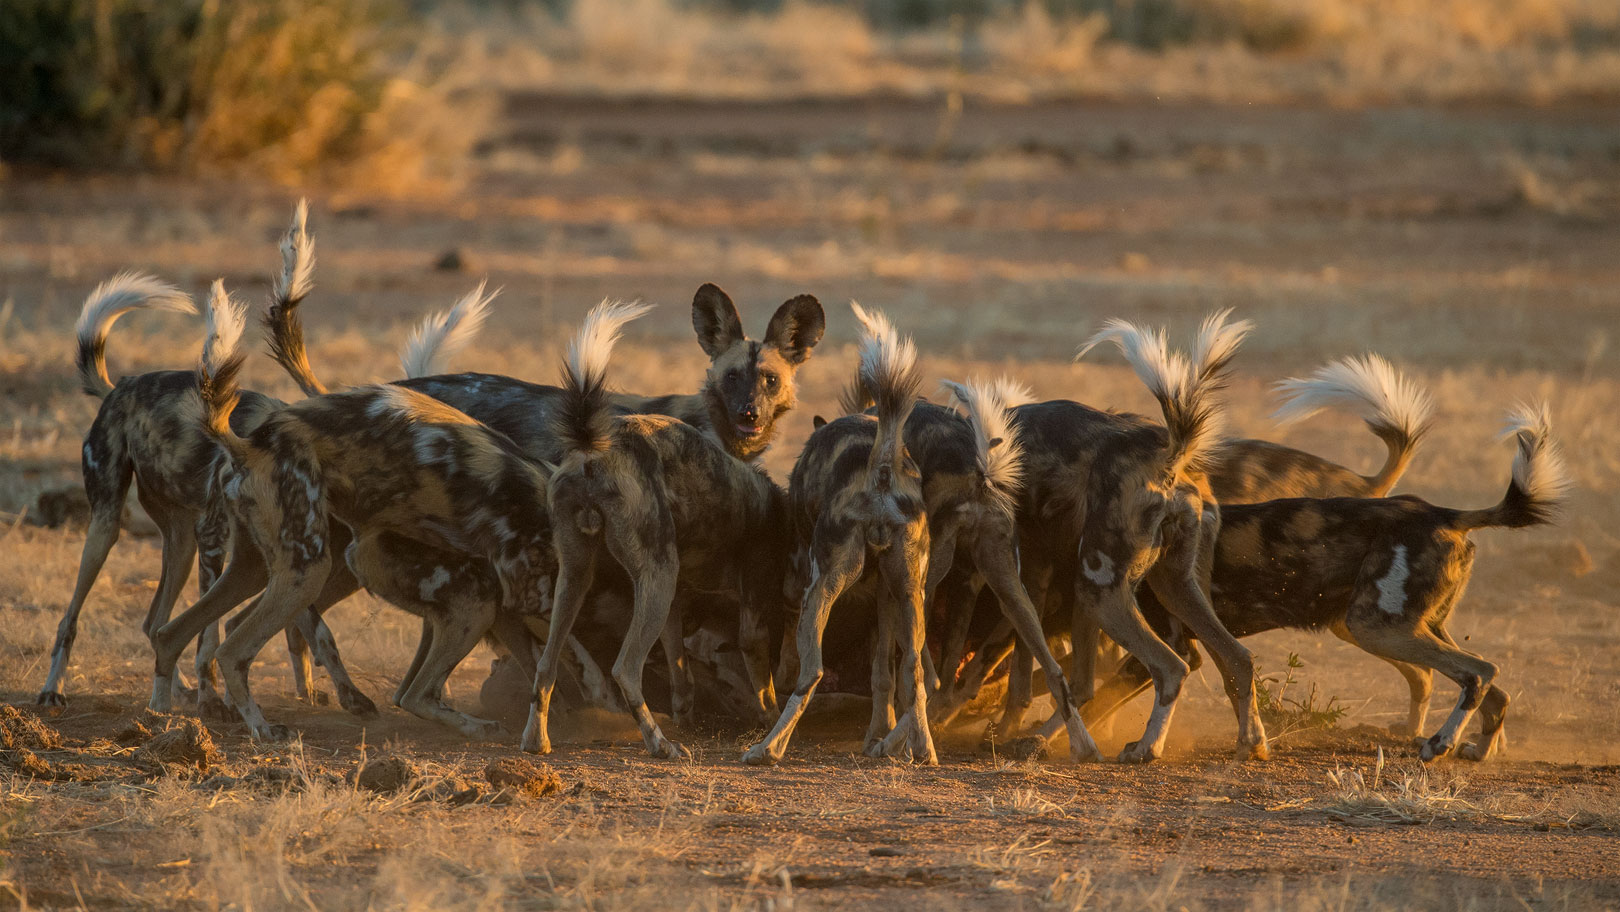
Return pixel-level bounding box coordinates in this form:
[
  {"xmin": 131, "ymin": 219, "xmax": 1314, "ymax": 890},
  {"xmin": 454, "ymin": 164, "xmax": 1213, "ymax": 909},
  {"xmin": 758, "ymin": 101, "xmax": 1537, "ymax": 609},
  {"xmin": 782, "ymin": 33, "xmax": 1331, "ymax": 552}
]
[
  {"xmin": 42, "ymin": 270, "xmax": 367, "ymax": 718},
  {"xmin": 521, "ymin": 302, "xmax": 793, "ymax": 758},
  {"xmin": 1107, "ymin": 355, "xmax": 1437, "ymax": 739},
  {"xmin": 265, "ymin": 277, "xmax": 823, "ymax": 711},
  {"xmin": 149, "ymin": 283, "xmax": 556, "ymax": 741},
  {"xmin": 1000, "ymin": 314, "xmax": 1269, "ymax": 762},
  {"xmin": 742, "ymin": 304, "xmax": 938, "ymax": 766},
  {"xmin": 1081, "ymin": 404, "xmax": 1568, "ymax": 762},
  {"xmin": 1209, "ymin": 354, "xmax": 1435, "ymax": 503}
]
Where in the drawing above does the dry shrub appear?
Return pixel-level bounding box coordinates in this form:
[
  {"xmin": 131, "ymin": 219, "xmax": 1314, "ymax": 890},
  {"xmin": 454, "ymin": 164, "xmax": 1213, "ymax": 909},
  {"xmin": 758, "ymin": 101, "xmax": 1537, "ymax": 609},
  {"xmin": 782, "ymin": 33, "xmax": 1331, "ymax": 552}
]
[{"xmin": 0, "ymin": 0, "xmax": 486, "ymax": 194}]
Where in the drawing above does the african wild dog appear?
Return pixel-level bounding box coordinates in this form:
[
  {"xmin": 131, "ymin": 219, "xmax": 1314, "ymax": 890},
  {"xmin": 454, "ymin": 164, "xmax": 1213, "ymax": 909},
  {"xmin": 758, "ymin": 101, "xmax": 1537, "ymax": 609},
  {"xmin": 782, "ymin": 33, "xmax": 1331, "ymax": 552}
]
[
  {"xmin": 994, "ymin": 313, "xmax": 1268, "ymax": 763},
  {"xmin": 997, "ymin": 354, "xmax": 1440, "ymax": 747},
  {"xmin": 813, "ymin": 375, "xmax": 1105, "ymax": 761},
  {"xmin": 522, "ymin": 302, "xmax": 794, "ymax": 759},
  {"xmin": 742, "ymin": 304, "xmax": 938, "ymax": 766},
  {"xmin": 148, "ymin": 282, "xmax": 556, "ymax": 740},
  {"xmin": 1073, "ymin": 355, "xmax": 1438, "ymax": 741},
  {"xmin": 41, "ymin": 262, "xmax": 368, "ymax": 718},
  {"xmin": 1080, "ymin": 404, "xmax": 1568, "ymax": 762},
  {"xmin": 265, "ymin": 273, "xmax": 824, "ymax": 716}
]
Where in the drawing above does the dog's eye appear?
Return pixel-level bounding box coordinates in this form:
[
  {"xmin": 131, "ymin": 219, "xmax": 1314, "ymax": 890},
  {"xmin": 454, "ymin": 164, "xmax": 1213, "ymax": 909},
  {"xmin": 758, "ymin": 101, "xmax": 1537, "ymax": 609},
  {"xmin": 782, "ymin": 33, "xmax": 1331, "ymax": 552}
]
[
  {"xmin": 762, "ymin": 372, "xmax": 778, "ymax": 390},
  {"xmin": 727, "ymin": 369, "xmax": 741, "ymax": 383}
]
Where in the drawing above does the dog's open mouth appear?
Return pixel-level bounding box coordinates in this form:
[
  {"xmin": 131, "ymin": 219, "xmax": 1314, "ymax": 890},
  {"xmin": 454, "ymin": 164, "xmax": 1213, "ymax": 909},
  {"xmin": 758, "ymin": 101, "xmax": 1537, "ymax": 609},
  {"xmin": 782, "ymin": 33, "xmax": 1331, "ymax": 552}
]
[{"xmin": 735, "ymin": 423, "xmax": 762, "ymax": 438}]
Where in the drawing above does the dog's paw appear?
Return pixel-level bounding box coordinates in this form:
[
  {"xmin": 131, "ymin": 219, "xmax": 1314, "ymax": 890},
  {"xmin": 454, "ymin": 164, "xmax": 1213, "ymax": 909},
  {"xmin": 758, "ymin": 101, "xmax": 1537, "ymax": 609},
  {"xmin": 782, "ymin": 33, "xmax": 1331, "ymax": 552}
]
[
  {"xmin": 338, "ymin": 685, "xmax": 380, "ymax": 719},
  {"xmin": 197, "ymin": 694, "xmax": 238, "ymax": 724},
  {"xmin": 741, "ymin": 744, "xmax": 777, "ymax": 767},
  {"xmin": 1117, "ymin": 740, "xmax": 1162, "ymax": 764},
  {"xmin": 1419, "ymin": 734, "xmax": 1455, "ymax": 762},
  {"xmin": 35, "ymin": 690, "xmax": 66, "ymax": 709}
]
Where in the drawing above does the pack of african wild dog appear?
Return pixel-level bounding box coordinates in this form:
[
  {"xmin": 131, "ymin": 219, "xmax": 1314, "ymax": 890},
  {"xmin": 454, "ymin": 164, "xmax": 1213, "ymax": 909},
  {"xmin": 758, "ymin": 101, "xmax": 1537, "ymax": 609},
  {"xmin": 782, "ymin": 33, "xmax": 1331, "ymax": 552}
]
[{"xmin": 40, "ymin": 202, "xmax": 1571, "ymax": 767}]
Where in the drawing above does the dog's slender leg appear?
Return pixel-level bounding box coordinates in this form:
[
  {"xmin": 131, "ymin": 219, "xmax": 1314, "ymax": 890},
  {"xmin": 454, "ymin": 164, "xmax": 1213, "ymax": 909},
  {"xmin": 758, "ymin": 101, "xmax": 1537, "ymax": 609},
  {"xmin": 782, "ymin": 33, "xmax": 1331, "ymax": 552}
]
[
  {"xmin": 660, "ymin": 599, "xmax": 696, "ymax": 728},
  {"xmin": 976, "ymin": 532, "xmax": 1099, "ymax": 762},
  {"xmin": 1000, "ymin": 639, "xmax": 1033, "ymax": 734},
  {"xmin": 192, "ymin": 510, "xmax": 232, "ymax": 719},
  {"xmin": 1143, "ymin": 513, "xmax": 1268, "ymax": 761},
  {"xmin": 285, "ymin": 624, "xmax": 316, "ymax": 704},
  {"xmin": 743, "ymin": 533, "xmax": 864, "ymax": 766},
  {"xmin": 874, "ymin": 538, "xmax": 938, "ymax": 765},
  {"xmin": 394, "ymin": 620, "xmax": 433, "ymax": 706},
  {"xmin": 1331, "ymin": 621, "xmax": 1432, "ymax": 736},
  {"xmin": 396, "ymin": 607, "xmax": 502, "ymax": 738},
  {"xmin": 1352, "ymin": 623, "xmax": 1497, "ymax": 762},
  {"xmin": 524, "ymin": 522, "xmax": 598, "ymax": 755},
  {"xmin": 1084, "ymin": 568, "xmax": 1188, "ymax": 764},
  {"xmin": 215, "ymin": 556, "xmax": 333, "ymax": 740},
  {"xmin": 140, "ymin": 507, "xmax": 199, "ymax": 709},
  {"xmin": 864, "ymin": 607, "xmax": 899, "ymax": 755},
  {"xmin": 930, "ymin": 571, "xmax": 979, "ymax": 708},
  {"xmin": 737, "ymin": 598, "xmax": 778, "ymax": 725},
  {"xmin": 41, "ymin": 432, "xmax": 132, "ymax": 707},
  {"xmin": 150, "ymin": 537, "xmax": 269, "ymax": 713},
  {"xmin": 607, "ymin": 552, "xmax": 686, "ymax": 759}
]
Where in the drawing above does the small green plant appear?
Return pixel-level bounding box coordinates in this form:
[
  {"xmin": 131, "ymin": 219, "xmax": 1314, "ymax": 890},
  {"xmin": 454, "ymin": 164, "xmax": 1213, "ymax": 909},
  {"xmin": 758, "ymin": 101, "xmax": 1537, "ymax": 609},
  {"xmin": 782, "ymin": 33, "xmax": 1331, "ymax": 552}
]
[{"xmin": 1256, "ymin": 653, "xmax": 1347, "ymax": 739}]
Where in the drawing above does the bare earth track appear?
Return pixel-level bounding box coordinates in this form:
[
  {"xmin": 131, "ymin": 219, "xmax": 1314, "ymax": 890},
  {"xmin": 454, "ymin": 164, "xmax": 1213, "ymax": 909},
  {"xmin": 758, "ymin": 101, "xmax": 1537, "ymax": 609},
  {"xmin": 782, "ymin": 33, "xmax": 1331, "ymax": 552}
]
[{"xmin": 1, "ymin": 94, "xmax": 1618, "ymax": 908}]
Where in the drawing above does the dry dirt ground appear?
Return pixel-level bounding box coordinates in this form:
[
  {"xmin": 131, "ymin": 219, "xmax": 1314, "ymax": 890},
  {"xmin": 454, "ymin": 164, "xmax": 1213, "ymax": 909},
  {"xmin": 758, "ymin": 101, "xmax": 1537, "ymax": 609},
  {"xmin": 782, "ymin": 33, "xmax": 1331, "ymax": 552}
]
[{"xmin": 1, "ymin": 95, "xmax": 1618, "ymax": 909}]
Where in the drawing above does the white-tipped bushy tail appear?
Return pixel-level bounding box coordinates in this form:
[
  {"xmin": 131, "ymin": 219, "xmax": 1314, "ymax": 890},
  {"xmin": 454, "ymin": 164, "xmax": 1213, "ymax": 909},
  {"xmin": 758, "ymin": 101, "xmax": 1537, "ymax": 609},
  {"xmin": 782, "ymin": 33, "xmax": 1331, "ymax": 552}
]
[
  {"xmin": 850, "ymin": 302, "xmax": 923, "ymax": 486},
  {"xmin": 941, "ymin": 377, "xmax": 1025, "ymax": 512},
  {"xmin": 275, "ymin": 199, "xmax": 316, "ymax": 308},
  {"xmin": 555, "ymin": 299, "xmax": 655, "ymax": 454},
  {"xmin": 1080, "ymin": 313, "xmax": 1237, "ymax": 477},
  {"xmin": 74, "ymin": 272, "xmax": 195, "ymax": 397},
  {"xmin": 1078, "ymin": 319, "xmax": 1187, "ymax": 408},
  {"xmin": 1456, "ymin": 402, "xmax": 1570, "ymax": 531},
  {"xmin": 1273, "ymin": 354, "xmax": 1435, "ymax": 495},
  {"xmin": 263, "ymin": 199, "xmax": 326, "ymax": 397},
  {"xmin": 400, "ymin": 281, "xmax": 498, "ymax": 378},
  {"xmin": 197, "ymin": 280, "xmax": 250, "ymax": 455},
  {"xmin": 1273, "ymin": 354, "xmax": 1435, "ymax": 443},
  {"xmin": 1189, "ymin": 309, "xmax": 1253, "ymax": 386}
]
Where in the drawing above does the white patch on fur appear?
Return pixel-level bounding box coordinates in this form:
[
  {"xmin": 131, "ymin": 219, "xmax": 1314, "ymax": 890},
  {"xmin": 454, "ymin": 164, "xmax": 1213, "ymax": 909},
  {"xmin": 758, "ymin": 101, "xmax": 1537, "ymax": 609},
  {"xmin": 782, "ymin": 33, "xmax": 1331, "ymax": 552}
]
[
  {"xmin": 275, "ymin": 199, "xmax": 316, "ymax": 305},
  {"xmin": 418, "ymin": 566, "xmax": 452, "ymax": 602},
  {"xmin": 568, "ymin": 299, "xmax": 656, "ymax": 390},
  {"xmin": 1082, "ymin": 550, "xmax": 1115, "ymax": 587},
  {"xmin": 1376, "ymin": 545, "xmax": 1410, "ymax": 615},
  {"xmin": 202, "ymin": 280, "xmax": 248, "ymax": 377},
  {"xmin": 1273, "ymin": 354, "xmax": 1435, "ymax": 444},
  {"xmin": 400, "ymin": 281, "xmax": 498, "ymax": 379},
  {"xmin": 1502, "ymin": 401, "xmax": 1572, "ymax": 508},
  {"xmin": 83, "ymin": 442, "xmax": 99, "ymax": 473}
]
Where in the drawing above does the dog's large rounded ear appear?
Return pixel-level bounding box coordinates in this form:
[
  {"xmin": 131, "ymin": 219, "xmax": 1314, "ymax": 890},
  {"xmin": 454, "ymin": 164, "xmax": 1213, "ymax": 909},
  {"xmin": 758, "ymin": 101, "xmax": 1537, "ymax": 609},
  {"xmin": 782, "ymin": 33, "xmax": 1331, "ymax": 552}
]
[
  {"xmin": 812, "ymin": 415, "xmax": 827, "ymax": 429},
  {"xmin": 692, "ymin": 283, "xmax": 744, "ymax": 359},
  {"xmin": 763, "ymin": 294, "xmax": 825, "ymax": 366}
]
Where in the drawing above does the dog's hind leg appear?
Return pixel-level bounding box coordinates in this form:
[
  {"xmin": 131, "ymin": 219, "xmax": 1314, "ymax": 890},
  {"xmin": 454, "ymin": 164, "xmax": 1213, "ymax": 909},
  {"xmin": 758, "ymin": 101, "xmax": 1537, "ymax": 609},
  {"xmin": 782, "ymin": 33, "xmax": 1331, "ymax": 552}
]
[
  {"xmin": 743, "ymin": 529, "xmax": 866, "ymax": 766},
  {"xmin": 661, "ymin": 596, "xmax": 696, "ymax": 728},
  {"xmin": 39, "ymin": 441, "xmax": 134, "ymax": 708},
  {"xmin": 192, "ymin": 507, "xmax": 233, "ymax": 719},
  {"xmin": 976, "ymin": 532, "xmax": 1099, "ymax": 762},
  {"xmin": 606, "ymin": 539, "xmax": 687, "ymax": 759},
  {"xmin": 150, "ymin": 535, "xmax": 269, "ymax": 713},
  {"xmin": 864, "ymin": 605, "xmax": 899, "ymax": 755},
  {"xmin": 215, "ymin": 554, "xmax": 334, "ymax": 741},
  {"xmin": 1331, "ymin": 620, "xmax": 1432, "ymax": 736},
  {"xmin": 873, "ymin": 538, "xmax": 939, "ymax": 765},
  {"xmin": 524, "ymin": 519, "xmax": 599, "ymax": 755}
]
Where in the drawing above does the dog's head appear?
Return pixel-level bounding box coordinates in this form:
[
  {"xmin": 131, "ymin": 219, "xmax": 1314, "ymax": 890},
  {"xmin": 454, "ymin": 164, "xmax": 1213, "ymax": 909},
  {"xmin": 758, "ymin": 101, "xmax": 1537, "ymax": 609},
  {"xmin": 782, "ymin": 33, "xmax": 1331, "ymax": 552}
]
[{"xmin": 693, "ymin": 283, "xmax": 825, "ymax": 462}]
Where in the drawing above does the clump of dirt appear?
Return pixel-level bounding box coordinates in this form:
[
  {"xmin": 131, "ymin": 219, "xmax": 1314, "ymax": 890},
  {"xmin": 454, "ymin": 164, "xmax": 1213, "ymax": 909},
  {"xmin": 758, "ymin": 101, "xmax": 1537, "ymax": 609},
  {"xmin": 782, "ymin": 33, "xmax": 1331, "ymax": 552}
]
[
  {"xmin": 1, "ymin": 706, "xmax": 64, "ymax": 750},
  {"xmin": 354, "ymin": 754, "xmax": 419, "ymax": 794},
  {"xmin": 113, "ymin": 717, "xmax": 154, "ymax": 747},
  {"xmin": 132, "ymin": 716, "xmax": 223, "ymax": 773},
  {"xmin": 484, "ymin": 756, "xmax": 564, "ymax": 799},
  {"xmin": 2, "ymin": 747, "xmax": 55, "ymax": 779}
]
